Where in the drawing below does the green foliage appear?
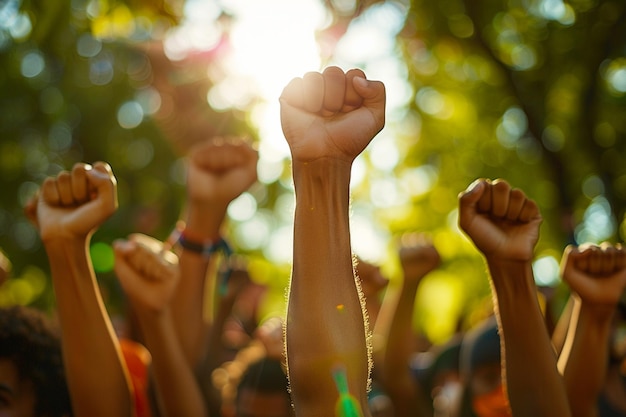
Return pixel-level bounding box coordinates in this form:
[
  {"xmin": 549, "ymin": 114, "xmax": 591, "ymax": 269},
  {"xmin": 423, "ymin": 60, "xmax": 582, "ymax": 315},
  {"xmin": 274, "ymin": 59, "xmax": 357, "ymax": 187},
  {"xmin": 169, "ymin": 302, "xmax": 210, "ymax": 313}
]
[
  {"xmin": 0, "ymin": 0, "xmax": 253, "ymax": 312},
  {"xmin": 2, "ymin": 0, "xmax": 626, "ymax": 343},
  {"xmin": 385, "ymin": 0, "xmax": 626, "ymax": 337}
]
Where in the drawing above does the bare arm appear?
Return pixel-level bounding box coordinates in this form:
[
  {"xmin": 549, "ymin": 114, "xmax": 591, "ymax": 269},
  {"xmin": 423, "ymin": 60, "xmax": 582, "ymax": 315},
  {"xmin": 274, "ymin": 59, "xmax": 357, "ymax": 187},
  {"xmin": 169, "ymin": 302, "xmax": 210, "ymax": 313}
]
[
  {"xmin": 557, "ymin": 243, "xmax": 626, "ymax": 417},
  {"xmin": 171, "ymin": 138, "xmax": 258, "ymax": 367},
  {"xmin": 377, "ymin": 234, "xmax": 440, "ymax": 417},
  {"xmin": 280, "ymin": 66, "xmax": 386, "ymax": 417},
  {"xmin": 458, "ymin": 178, "xmax": 571, "ymax": 417},
  {"xmin": 114, "ymin": 233, "xmax": 208, "ymax": 417},
  {"xmin": 36, "ymin": 162, "xmax": 134, "ymax": 417}
]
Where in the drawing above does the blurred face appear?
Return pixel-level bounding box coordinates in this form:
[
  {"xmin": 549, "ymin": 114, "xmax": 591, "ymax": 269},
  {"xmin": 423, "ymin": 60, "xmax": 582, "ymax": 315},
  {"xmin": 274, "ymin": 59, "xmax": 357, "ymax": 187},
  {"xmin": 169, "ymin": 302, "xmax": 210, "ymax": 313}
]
[
  {"xmin": 470, "ymin": 362, "xmax": 511, "ymax": 417},
  {"xmin": 236, "ymin": 388, "xmax": 294, "ymax": 417},
  {"xmin": 0, "ymin": 359, "xmax": 36, "ymax": 417}
]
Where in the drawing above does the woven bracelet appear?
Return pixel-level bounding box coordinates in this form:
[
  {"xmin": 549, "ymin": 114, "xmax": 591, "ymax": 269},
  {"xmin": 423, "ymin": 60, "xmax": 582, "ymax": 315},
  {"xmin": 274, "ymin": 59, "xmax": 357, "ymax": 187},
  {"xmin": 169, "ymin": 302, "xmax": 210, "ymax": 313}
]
[{"xmin": 176, "ymin": 230, "xmax": 234, "ymax": 295}]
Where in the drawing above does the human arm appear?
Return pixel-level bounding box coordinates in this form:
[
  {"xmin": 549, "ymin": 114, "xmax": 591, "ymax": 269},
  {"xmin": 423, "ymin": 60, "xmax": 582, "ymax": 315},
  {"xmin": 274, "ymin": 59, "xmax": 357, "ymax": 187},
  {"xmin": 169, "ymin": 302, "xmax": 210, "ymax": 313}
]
[
  {"xmin": 171, "ymin": 138, "xmax": 258, "ymax": 367},
  {"xmin": 557, "ymin": 243, "xmax": 626, "ymax": 417},
  {"xmin": 35, "ymin": 162, "xmax": 134, "ymax": 417},
  {"xmin": 280, "ymin": 66, "xmax": 385, "ymax": 416},
  {"xmin": 114, "ymin": 233, "xmax": 208, "ymax": 417},
  {"xmin": 377, "ymin": 234, "xmax": 440, "ymax": 417},
  {"xmin": 458, "ymin": 178, "xmax": 571, "ymax": 417}
]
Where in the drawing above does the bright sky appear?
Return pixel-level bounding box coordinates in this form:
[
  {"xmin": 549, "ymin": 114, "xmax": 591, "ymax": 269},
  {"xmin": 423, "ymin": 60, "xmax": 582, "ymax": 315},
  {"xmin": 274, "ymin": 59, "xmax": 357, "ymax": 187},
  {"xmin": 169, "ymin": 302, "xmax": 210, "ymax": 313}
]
[{"xmin": 167, "ymin": 0, "xmax": 410, "ymax": 264}]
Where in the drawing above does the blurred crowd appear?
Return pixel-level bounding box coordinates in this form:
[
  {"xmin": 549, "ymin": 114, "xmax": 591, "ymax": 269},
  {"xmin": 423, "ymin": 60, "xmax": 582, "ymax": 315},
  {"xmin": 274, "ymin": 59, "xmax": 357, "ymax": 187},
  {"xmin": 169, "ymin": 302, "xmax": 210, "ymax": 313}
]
[{"xmin": 1, "ymin": 56, "xmax": 625, "ymax": 417}]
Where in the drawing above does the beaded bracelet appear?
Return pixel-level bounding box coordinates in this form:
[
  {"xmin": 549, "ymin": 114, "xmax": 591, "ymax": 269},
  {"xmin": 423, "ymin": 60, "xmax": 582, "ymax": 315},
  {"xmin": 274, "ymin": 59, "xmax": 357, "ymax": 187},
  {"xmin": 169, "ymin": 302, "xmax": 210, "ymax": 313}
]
[
  {"xmin": 178, "ymin": 232, "xmax": 231, "ymax": 258},
  {"xmin": 168, "ymin": 223, "xmax": 234, "ymax": 295}
]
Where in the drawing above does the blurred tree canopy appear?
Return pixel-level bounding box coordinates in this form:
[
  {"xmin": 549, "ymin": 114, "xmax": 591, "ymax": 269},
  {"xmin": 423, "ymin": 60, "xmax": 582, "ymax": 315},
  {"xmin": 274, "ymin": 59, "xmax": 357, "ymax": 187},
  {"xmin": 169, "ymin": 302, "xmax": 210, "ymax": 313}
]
[{"xmin": 1, "ymin": 0, "xmax": 625, "ymax": 343}]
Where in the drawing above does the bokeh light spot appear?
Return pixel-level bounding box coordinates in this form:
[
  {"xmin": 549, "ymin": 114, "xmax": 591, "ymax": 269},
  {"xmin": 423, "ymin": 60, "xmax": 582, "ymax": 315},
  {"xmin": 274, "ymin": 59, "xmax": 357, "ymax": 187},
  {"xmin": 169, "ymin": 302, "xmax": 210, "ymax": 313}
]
[
  {"xmin": 9, "ymin": 279, "xmax": 34, "ymax": 305},
  {"xmin": 117, "ymin": 101, "xmax": 144, "ymax": 129},
  {"xmin": 9, "ymin": 12, "xmax": 31, "ymax": 39},
  {"xmin": 582, "ymin": 175, "xmax": 604, "ymax": 199},
  {"xmin": 541, "ymin": 124, "xmax": 565, "ymax": 152},
  {"xmin": 369, "ymin": 137, "xmax": 399, "ymax": 172},
  {"xmin": 510, "ymin": 44, "xmax": 536, "ymax": 70},
  {"xmin": 608, "ymin": 68, "xmax": 626, "ymax": 94},
  {"xmin": 20, "ymin": 50, "xmax": 45, "ymax": 78},
  {"xmin": 49, "ymin": 122, "xmax": 73, "ymax": 152},
  {"xmin": 90, "ymin": 242, "xmax": 115, "ymax": 273},
  {"xmin": 228, "ymin": 192, "xmax": 258, "ymax": 222},
  {"xmin": 77, "ymin": 33, "xmax": 103, "ymax": 57},
  {"xmin": 135, "ymin": 87, "xmax": 162, "ymax": 115},
  {"xmin": 233, "ymin": 213, "xmax": 272, "ymax": 251},
  {"xmin": 265, "ymin": 225, "xmax": 293, "ymax": 265},
  {"xmin": 533, "ymin": 255, "xmax": 560, "ymax": 287},
  {"xmin": 89, "ymin": 56, "xmax": 114, "ymax": 85}
]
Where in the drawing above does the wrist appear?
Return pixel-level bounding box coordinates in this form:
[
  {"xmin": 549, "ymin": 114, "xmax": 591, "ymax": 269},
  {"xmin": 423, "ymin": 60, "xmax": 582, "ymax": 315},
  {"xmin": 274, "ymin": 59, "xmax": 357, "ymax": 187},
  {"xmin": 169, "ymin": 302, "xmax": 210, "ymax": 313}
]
[
  {"xmin": 577, "ymin": 296, "xmax": 619, "ymax": 322},
  {"xmin": 43, "ymin": 235, "xmax": 90, "ymax": 252},
  {"xmin": 177, "ymin": 230, "xmax": 232, "ymax": 259},
  {"xmin": 170, "ymin": 224, "xmax": 234, "ymax": 295},
  {"xmin": 184, "ymin": 203, "xmax": 228, "ymax": 239},
  {"xmin": 486, "ymin": 258, "xmax": 536, "ymax": 296},
  {"xmin": 292, "ymin": 157, "xmax": 352, "ymax": 195}
]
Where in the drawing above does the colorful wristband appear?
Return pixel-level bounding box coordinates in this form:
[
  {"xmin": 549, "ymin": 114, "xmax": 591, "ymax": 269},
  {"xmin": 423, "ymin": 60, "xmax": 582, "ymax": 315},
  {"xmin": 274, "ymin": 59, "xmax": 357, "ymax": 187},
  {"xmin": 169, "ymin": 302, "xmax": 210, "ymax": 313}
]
[{"xmin": 173, "ymin": 226, "xmax": 234, "ymax": 295}]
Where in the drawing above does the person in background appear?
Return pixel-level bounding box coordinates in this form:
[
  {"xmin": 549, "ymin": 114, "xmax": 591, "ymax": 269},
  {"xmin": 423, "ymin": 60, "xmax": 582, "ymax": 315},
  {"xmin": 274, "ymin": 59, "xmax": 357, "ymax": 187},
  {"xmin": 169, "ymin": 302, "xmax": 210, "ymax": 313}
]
[
  {"xmin": 376, "ymin": 233, "xmax": 441, "ymax": 417},
  {"xmin": 457, "ymin": 178, "xmax": 571, "ymax": 417},
  {"xmin": 279, "ymin": 65, "xmax": 386, "ymax": 416},
  {"xmin": 215, "ymin": 316, "xmax": 294, "ymax": 417},
  {"xmin": 168, "ymin": 137, "xmax": 259, "ymax": 376},
  {"xmin": 599, "ymin": 299, "xmax": 626, "ymax": 417},
  {"xmin": 114, "ymin": 232, "xmax": 207, "ymax": 417},
  {"xmin": 161, "ymin": 137, "xmax": 258, "ymax": 416},
  {"xmin": 28, "ymin": 162, "xmax": 135, "ymax": 417},
  {"xmin": 417, "ymin": 334, "xmax": 463, "ymax": 417},
  {"xmin": 456, "ymin": 315, "xmax": 506, "ymax": 417},
  {"xmin": 0, "ymin": 305, "xmax": 72, "ymax": 417},
  {"xmin": 557, "ymin": 243, "xmax": 626, "ymax": 417}
]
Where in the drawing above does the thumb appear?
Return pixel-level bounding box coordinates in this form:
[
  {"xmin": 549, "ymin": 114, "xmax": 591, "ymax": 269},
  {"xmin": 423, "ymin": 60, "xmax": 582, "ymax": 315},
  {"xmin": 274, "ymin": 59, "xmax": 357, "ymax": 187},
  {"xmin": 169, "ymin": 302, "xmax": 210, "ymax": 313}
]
[
  {"xmin": 458, "ymin": 180, "xmax": 486, "ymax": 229},
  {"xmin": 458, "ymin": 179, "xmax": 486, "ymax": 208},
  {"xmin": 86, "ymin": 162, "xmax": 116, "ymax": 186},
  {"xmin": 353, "ymin": 76, "xmax": 385, "ymax": 110},
  {"xmin": 113, "ymin": 240, "xmax": 143, "ymax": 289},
  {"xmin": 85, "ymin": 162, "xmax": 118, "ymax": 210}
]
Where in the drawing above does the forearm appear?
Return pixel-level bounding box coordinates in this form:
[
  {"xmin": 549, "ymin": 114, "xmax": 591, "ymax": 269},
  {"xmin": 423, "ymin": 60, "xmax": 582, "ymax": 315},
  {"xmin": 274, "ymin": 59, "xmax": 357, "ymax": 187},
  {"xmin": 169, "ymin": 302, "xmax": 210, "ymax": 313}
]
[
  {"xmin": 379, "ymin": 281, "xmax": 426, "ymax": 416},
  {"xmin": 558, "ymin": 298, "xmax": 613, "ymax": 417},
  {"xmin": 171, "ymin": 203, "xmax": 226, "ymax": 367},
  {"xmin": 487, "ymin": 258, "xmax": 571, "ymax": 417},
  {"xmin": 552, "ymin": 296, "xmax": 574, "ymax": 355},
  {"xmin": 45, "ymin": 239, "xmax": 133, "ymax": 417},
  {"xmin": 286, "ymin": 158, "xmax": 370, "ymax": 415},
  {"xmin": 137, "ymin": 309, "xmax": 208, "ymax": 417},
  {"xmin": 384, "ymin": 279, "xmax": 420, "ymax": 373},
  {"xmin": 202, "ymin": 294, "xmax": 236, "ymax": 375}
]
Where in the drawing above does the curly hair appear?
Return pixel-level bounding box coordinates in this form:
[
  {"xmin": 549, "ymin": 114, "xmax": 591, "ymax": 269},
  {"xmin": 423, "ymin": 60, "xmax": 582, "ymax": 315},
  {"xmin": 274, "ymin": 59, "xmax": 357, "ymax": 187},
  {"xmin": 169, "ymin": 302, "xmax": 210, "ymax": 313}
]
[{"xmin": 0, "ymin": 305, "xmax": 72, "ymax": 417}]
